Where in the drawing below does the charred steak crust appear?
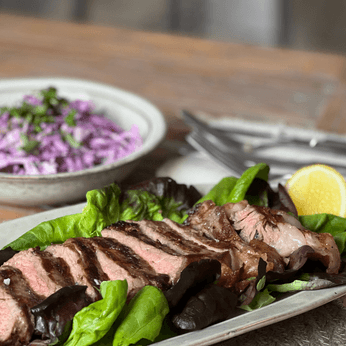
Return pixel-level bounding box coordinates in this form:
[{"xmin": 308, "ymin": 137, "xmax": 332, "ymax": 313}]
[
  {"xmin": 111, "ymin": 221, "xmax": 181, "ymax": 255},
  {"xmin": 67, "ymin": 238, "xmax": 110, "ymax": 288},
  {"xmin": 226, "ymin": 200, "xmax": 341, "ymax": 273},
  {"xmin": 102, "ymin": 224, "xmax": 204, "ymax": 284},
  {"xmin": 87, "ymin": 237, "xmax": 170, "ymax": 292},
  {"xmin": 30, "ymin": 247, "xmax": 75, "ymax": 288},
  {"xmin": 0, "ymin": 267, "xmax": 43, "ymax": 345}
]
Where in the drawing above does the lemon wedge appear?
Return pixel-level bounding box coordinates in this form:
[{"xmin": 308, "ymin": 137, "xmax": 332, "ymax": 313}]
[{"xmin": 285, "ymin": 164, "xmax": 346, "ymax": 217}]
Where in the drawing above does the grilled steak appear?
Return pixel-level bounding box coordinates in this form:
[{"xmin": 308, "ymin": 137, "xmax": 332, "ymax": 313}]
[
  {"xmin": 0, "ymin": 235, "xmax": 171, "ymax": 344},
  {"xmin": 5, "ymin": 247, "xmax": 74, "ymax": 298},
  {"xmin": 185, "ymin": 200, "xmax": 286, "ymax": 278},
  {"xmin": 0, "ymin": 267, "xmax": 42, "ymax": 346},
  {"xmin": 0, "ymin": 199, "xmax": 341, "ymax": 345},
  {"xmin": 101, "ymin": 223, "xmax": 202, "ymax": 284},
  {"xmin": 226, "ymin": 200, "xmax": 341, "ymax": 273}
]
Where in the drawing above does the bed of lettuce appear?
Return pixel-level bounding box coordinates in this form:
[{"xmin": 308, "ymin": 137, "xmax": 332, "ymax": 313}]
[{"xmin": 4, "ymin": 163, "xmax": 346, "ymax": 346}]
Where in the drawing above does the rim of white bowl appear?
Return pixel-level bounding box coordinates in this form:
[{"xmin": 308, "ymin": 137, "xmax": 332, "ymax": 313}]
[{"xmin": 0, "ymin": 77, "xmax": 167, "ymax": 181}]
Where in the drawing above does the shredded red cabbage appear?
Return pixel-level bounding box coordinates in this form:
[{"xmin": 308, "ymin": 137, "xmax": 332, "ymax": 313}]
[{"xmin": 0, "ymin": 88, "xmax": 142, "ymax": 175}]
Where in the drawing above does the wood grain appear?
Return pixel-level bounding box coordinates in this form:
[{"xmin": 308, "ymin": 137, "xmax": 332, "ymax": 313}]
[{"xmin": 1, "ymin": 13, "xmax": 346, "ymax": 220}]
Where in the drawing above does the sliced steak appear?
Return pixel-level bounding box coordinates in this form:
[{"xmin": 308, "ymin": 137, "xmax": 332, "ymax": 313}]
[
  {"xmin": 102, "ymin": 224, "xmax": 202, "ymax": 284},
  {"xmin": 231, "ymin": 202, "xmax": 306, "ymax": 257},
  {"xmin": 129, "ymin": 219, "xmax": 214, "ymax": 256},
  {"xmin": 229, "ymin": 201, "xmax": 341, "ymax": 273},
  {"xmin": 163, "ymin": 218, "xmax": 236, "ymax": 256},
  {"xmin": 45, "ymin": 241, "xmax": 102, "ymax": 300},
  {"xmin": 0, "ymin": 266, "xmax": 42, "ymax": 346},
  {"xmin": 300, "ymin": 229, "xmax": 340, "ymax": 274},
  {"xmin": 185, "ymin": 201, "xmax": 286, "ymax": 276},
  {"xmin": 83, "ymin": 237, "xmax": 170, "ymax": 298},
  {"xmin": 185, "ymin": 200, "xmax": 236, "ymax": 241},
  {"xmin": 4, "ymin": 247, "xmax": 74, "ymax": 298},
  {"xmin": 66, "ymin": 238, "xmax": 110, "ymax": 286},
  {"xmin": 223, "ymin": 200, "xmax": 249, "ymax": 220},
  {"xmin": 248, "ymin": 239, "xmax": 286, "ymax": 272}
]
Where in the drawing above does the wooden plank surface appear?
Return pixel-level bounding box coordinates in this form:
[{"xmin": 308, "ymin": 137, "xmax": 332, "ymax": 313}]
[{"xmin": 1, "ymin": 13, "xmax": 346, "ymax": 220}]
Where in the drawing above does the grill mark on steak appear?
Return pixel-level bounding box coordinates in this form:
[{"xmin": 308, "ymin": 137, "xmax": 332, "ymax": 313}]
[
  {"xmin": 30, "ymin": 248, "xmax": 75, "ymax": 288},
  {"xmin": 84, "ymin": 237, "xmax": 170, "ymax": 295},
  {"xmin": 163, "ymin": 218, "xmax": 232, "ymax": 252},
  {"xmin": 116, "ymin": 221, "xmax": 180, "ymax": 255},
  {"xmin": 4, "ymin": 247, "xmax": 73, "ymax": 299},
  {"xmin": 45, "ymin": 243, "xmax": 100, "ymax": 300},
  {"xmin": 0, "ymin": 266, "xmax": 42, "ymax": 346},
  {"xmin": 131, "ymin": 219, "xmax": 215, "ymax": 256},
  {"xmin": 106, "ymin": 221, "xmax": 245, "ymax": 288},
  {"xmin": 66, "ymin": 238, "xmax": 110, "ymax": 289},
  {"xmin": 102, "ymin": 225, "xmax": 202, "ymax": 284}
]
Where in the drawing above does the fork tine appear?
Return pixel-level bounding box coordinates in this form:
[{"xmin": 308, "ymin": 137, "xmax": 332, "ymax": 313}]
[
  {"xmin": 186, "ymin": 131, "xmax": 248, "ymax": 176},
  {"xmin": 182, "ymin": 110, "xmax": 244, "ymax": 151},
  {"xmin": 188, "ymin": 130, "xmax": 346, "ymax": 179}
]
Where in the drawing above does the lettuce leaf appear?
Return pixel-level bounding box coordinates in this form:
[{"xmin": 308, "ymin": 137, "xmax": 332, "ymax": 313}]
[
  {"xmin": 119, "ymin": 190, "xmax": 187, "ymax": 223},
  {"xmin": 196, "ymin": 176, "xmax": 238, "ymax": 206},
  {"xmin": 5, "ymin": 184, "xmax": 122, "ymax": 251},
  {"xmin": 299, "ymin": 213, "xmax": 346, "ymax": 254},
  {"xmin": 5, "ymin": 213, "xmax": 85, "ymax": 251},
  {"xmin": 228, "ymin": 163, "xmax": 269, "ymax": 203},
  {"xmin": 64, "ymin": 280, "xmax": 128, "ymax": 346},
  {"xmin": 4, "ymin": 181, "xmax": 195, "ymax": 251},
  {"xmin": 239, "ymin": 288, "xmax": 276, "ymax": 312},
  {"xmin": 196, "ymin": 163, "xmax": 269, "ymax": 207},
  {"xmin": 80, "ymin": 183, "xmax": 122, "ymax": 236},
  {"xmin": 112, "ymin": 286, "xmax": 169, "ymax": 346}
]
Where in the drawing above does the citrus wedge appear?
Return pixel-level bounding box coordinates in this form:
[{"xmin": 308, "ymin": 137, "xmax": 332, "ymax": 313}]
[{"xmin": 285, "ymin": 164, "xmax": 346, "ymax": 217}]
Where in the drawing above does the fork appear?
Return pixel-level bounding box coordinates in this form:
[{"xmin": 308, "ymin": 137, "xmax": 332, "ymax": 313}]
[
  {"xmin": 182, "ymin": 109, "xmax": 346, "ymax": 155},
  {"xmin": 183, "ymin": 111, "xmax": 346, "ymax": 179},
  {"xmin": 187, "ymin": 130, "xmax": 296, "ymax": 180}
]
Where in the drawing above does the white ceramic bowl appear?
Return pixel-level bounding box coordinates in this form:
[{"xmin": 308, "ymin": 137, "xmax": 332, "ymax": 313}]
[{"xmin": 0, "ymin": 77, "xmax": 167, "ymax": 206}]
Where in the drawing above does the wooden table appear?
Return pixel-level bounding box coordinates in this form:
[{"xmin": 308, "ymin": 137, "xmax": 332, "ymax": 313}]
[
  {"xmin": 2, "ymin": 13, "xmax": 346, "ymax": 221},
  {"xmin": 1, "ymin": 13, "xmax": 346, "ymax": 345}
]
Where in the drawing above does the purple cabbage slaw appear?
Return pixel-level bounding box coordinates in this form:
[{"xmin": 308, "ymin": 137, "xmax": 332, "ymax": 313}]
[{"xmin": 0, "ymin": 89, "xmax": 142, "ymax": 175}]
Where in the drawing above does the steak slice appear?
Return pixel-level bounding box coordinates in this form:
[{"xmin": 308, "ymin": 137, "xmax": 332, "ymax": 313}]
[
  {"xmin": 46, "ymin": 241, "xmax": 103, "ymax": 300},
  {"xmin": 185, "ymin": 200, "xmax": 236, "ymax": 242},
  {"xmin": 82, "ymin": 237, "xmax": 170, "ymax": 298},
  {"xmin": 229, "ymin": 201, "xmax": 341, "ymax": 273},
  {"xmin": 300, "ymin": 229, "xmax": 341, "ymax": 274},
  {"xmin": 4, "ymin": 247, "xmax": 74, "ymax": 298},
  {"xmin": 131, "ymin": 219, "xmax": 224, "ymax": 257},
  {"xmin": 102, "ymin": 223, "xmax": 202, "ymax": 284},
  {"xmin": 231, "ymin": 202, "xmax": 306, "ymax": 257},
  {"xmin": 163, "ymin": 218, "xmax": 231, "ymax": 253},
  {"xmin": 185, "ymin": 201, "xmax": 286, "ymax": 277},
  {"xmin": 0, "ymin": 266, "xmax": 42, "ymax": 346}
]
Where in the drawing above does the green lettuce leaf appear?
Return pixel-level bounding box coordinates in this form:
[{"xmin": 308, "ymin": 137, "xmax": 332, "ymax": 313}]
[
  {"xmin": 228, "ymin": 163, "xmax": 269, "ymax": 203},
  {"xmin": 112, "ymin": 286, "xmax": 169, "ymax": 346},
  {"xmin": 5, "ymin": 183, "xmax": 122, "ymax": 251},
  {"xmin": 119, "ymin": 189, "xmax": 191, "ymax": 224},
  {"xmin": 5, "ymin": 213, "xmax": 85, "ymax": 251},
  {"xmin": 239, "ymin": 288, "xmax": 276, "ymax": 312},
  {"xmin": 299, "ymin": 213, "xmax": 346, "ymax": 254},
  {"xmin": 64, "ymin": 280, "xmax": 128, "ymax": 346},
  {"xmin": 196, "ymin": 176, "xmax": 238, "ymax": 206},
  {"xmin": 80, "ymin": 183, "xmax": 122, "ymax": 236},
  {"xmin": 195, "ymin": 163, "xmax": 269, "ymax": 207}
]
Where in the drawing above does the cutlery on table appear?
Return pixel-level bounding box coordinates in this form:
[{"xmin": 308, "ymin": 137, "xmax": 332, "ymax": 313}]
[{"xmin": 182, "ymin": 110, "xmax": 346, "ymax": 179}]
